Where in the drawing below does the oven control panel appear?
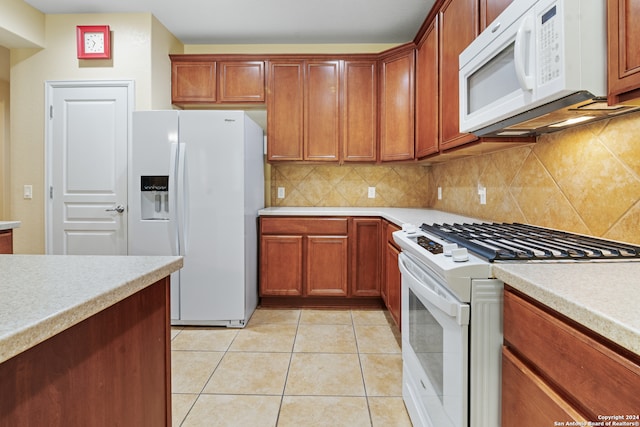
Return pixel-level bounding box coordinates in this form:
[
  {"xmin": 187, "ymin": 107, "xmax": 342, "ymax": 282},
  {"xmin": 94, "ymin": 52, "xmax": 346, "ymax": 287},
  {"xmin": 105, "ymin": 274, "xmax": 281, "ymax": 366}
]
[{"xmin": 416, "ymin": 236, "xmax": 443, "ymax": 254}]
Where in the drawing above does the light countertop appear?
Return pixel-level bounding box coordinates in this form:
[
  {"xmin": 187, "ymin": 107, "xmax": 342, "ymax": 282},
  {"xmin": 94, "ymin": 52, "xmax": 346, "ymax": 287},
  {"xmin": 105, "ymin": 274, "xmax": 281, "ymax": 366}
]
[
  {"xmin": 259, "ymin": 207, "xmax": 481, "ymax": 226},
  {"xmin": 259, "ymin": 207, "xmax": 640, "ymax": 356},
  {"xmin": 0, "ymin": 255, "xmax": 183, "ymax": 364},
  {"xmin": 0, "ymin": 221, "xmax": 21, "ymax": 231},
  {"xmin": 493, "ymin": 262, "xmax": 640, "ymax": 355}
]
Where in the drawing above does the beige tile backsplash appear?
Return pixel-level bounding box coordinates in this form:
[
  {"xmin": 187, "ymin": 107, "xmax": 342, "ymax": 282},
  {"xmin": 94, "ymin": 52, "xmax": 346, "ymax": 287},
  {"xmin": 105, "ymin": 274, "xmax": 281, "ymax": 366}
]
[
  {"xmin": 270, "ymin": 163, "xmax": 431, "ymax": 208},
  {"xmin": 269, "ymin": 111, "xmax": 640, "ymax": 245}
]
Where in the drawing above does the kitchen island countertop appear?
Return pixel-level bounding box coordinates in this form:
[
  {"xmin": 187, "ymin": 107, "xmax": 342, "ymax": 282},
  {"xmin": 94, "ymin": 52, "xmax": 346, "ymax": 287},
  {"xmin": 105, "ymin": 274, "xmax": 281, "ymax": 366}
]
[
  {"xmin": 259, "ymin": 207, "xmax": 640, "ymax": 356},
  {"xmin": 0, "ymin": 255, "xmax": 183, "ymax": 363},
  {"xmin": 0, "ymin": 221, "xmax": 21, "ymax": 230}
]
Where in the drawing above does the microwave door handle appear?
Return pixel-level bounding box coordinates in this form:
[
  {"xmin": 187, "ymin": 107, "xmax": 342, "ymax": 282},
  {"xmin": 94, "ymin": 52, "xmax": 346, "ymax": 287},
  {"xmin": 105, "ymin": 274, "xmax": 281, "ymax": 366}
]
[{"xmin": 514, "ymin": 14, "xmax": 534, "ymax": 90}]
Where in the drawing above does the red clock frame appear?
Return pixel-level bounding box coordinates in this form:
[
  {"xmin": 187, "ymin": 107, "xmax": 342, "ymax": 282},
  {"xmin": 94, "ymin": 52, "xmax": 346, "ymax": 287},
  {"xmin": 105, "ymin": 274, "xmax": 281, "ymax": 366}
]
[{"xmin": 76, "ymin": 25, "xmax": 111, "ymax": 59}]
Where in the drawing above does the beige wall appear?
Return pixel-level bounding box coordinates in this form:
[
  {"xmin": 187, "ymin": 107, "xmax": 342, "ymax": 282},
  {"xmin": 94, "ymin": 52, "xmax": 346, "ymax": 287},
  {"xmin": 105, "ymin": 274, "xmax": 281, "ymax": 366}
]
[
  {"xmin": 9, "ymin": 13, "xmax": 181, "ymax": 253},
  {"xmin": 429, "ymin": 112, "xmax": 640, "ymax": 245},
  {"xmin": 184, "ymin": 44, "xmax": 399, "ymax": 54},
  {"xmin": 0, "ymin": 0, "xmax": 45, "ymax": 48},
  {"xmin": 0, "ymin": 47, "xmax": 8, "ymax": 219}
]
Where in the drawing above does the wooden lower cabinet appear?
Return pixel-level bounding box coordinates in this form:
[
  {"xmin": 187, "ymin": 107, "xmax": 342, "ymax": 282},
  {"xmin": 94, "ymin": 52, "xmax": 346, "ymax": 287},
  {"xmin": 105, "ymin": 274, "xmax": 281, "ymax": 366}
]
[
  {"xmin": 260, "ymin": 235, "xmax": 303, "ymax": 296},
  {"xmin": 0, "ymin": 278, "xmax": 171, "ymax": 426},
  {"xmin": 306, "ymin": 236, "xmax": 348, "ymax": 296},
  {"xmin": 0, "ymin": 230, "xmax": 13, "ymax": 254},
  {"xmin": 382, "ymin": 221, "xmax": 401, "ymax": 329},
  {"xmin": 503, "ymin": 287, "xmax": 640, "ymax": 424},
  {"xmin": 259, "ymin": 216, "xmax": 383, "ymax": 309},
  {"xmin": 350, "ymin": 218, "xmax": 381, "ymax": 297}
]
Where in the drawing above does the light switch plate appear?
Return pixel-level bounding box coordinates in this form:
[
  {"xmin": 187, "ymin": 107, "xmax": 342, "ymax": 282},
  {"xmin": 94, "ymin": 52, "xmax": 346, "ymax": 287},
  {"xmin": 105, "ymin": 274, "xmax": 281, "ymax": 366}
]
[
  {"xmin": 24, "ymin": 184, "xmax": 33, "ymax": 199},
  {"xmin": 368, "ymin": 187, "xmax": 376, "ymax": 198}
]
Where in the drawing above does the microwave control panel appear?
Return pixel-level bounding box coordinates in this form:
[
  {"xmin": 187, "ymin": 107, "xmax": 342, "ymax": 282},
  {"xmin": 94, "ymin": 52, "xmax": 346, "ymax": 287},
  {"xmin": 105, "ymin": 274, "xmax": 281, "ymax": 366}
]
[{"xmin": 539, "ymin": 5, "xmax": 560, "ymax": 85}]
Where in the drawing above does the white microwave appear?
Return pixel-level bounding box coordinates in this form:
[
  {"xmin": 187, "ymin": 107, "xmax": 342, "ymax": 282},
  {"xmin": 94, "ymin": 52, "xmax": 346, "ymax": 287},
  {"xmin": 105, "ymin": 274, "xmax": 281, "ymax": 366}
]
[{"xmin": 459, "ymin": 0, "xmax": 638, "ymax": 137}]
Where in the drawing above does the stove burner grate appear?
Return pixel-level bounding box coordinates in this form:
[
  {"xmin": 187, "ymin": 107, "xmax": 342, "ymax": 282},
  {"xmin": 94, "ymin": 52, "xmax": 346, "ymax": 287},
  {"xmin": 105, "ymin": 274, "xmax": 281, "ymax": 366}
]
[{"xmin": 420, "ymin": 223, "xmax": 640, "ymax": 262}]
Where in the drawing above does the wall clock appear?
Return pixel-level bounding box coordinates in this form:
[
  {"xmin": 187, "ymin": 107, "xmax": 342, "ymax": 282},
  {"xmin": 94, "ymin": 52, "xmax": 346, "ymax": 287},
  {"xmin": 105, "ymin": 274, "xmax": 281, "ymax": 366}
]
[{"xmin": 76, "ymin": 25, "xmax": 111, "ymax": 59}]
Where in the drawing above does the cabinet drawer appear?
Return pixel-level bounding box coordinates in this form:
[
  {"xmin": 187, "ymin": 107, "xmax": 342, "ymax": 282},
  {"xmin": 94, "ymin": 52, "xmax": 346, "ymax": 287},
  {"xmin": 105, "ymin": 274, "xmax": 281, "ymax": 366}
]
[
  {"xmin": 261, "ymin": 217, "xmax": 348, "ymax": 235},
  {"xmin": 504, "ymin": 290, "xmax": 640, "ymax": 419},
  {"xmin": 502, "ymin": 347, "xmax": 587, "ymax": 426},
  {"xmin": 386, "ymin": 222, "xmax": 401, "ymax": 249}
]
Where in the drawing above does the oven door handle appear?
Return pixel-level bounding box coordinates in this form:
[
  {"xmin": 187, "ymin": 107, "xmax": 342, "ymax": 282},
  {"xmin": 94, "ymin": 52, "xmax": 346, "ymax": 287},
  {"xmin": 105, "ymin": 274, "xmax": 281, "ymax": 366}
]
[{"xmin": 398, "ymin": 253, "xmax": 467, "ymax": 321}]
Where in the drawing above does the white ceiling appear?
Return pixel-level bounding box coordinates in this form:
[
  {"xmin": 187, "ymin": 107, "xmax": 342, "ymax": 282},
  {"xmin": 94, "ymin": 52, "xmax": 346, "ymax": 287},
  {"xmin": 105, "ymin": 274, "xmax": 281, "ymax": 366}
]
[{"xmin": 24, "ymin": 0, "xmax": 436, "ymax": 44}]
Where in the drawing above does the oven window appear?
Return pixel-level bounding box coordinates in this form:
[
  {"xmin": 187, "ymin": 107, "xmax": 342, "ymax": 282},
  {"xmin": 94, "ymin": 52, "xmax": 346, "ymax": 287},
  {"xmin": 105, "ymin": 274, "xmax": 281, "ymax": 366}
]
[{"xmin": 408, "ymin": 288, "xmax": 444, "ymax": 402}]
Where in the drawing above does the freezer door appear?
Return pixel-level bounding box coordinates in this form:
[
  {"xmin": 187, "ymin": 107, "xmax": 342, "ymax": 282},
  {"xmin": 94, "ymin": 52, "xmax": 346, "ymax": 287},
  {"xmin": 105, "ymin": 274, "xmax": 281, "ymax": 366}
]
[{"xmin": 130, "ymin": 110, "xmax": 181, "ymax": 320}]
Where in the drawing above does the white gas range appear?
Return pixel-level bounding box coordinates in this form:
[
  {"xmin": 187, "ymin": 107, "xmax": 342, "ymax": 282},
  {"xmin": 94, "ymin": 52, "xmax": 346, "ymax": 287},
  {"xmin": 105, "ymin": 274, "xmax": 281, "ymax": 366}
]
[{"xmin": 393, "ymin": 222, "xmax": 640, "ymax": 427}]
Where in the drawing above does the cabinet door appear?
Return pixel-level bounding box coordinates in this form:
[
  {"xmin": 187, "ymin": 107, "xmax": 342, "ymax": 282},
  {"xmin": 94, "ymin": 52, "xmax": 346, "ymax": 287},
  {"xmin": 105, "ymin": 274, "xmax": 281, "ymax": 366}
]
[
  {"xmin": 306, "ymin": 236, "xmax": 348, "ymax": 296},
  {"xmin": 304, "ymin": 61, "xmax": 341, "ymax": 162},
  {"xmin": 350, "ymin": 218, "xmax": 381, "ymax": 297},
  {"xmin": 379, "ymin": 48, "xmax": 415, "ymax": 161},
  {"xmin": 385, "ymin": 241, "xmax": 401, "ymax": 329},
  {"xmin": 481, "ymin": 0, "xmax": 514, "ymax": 30},
  {"xmin": 343, "ymin": 61, "xmax": 378, "ymax": 162},
  {"xmin": 0, "ymin": 230, "xmax": 13, "ymax": 254},
  {"xmin": 415, "ymin": 18, "xmax": 439, "ymax": 158},
  {"xmin": 502, "ymin": 347, "xmax": 588, "ymax": 427},
  {"xmin": 439, "ymin": 0, "xmax": 479, "ymax": 150},
  {"xmin": 260, "ymin": 235, "xmax": 303, "ymax": 296},
  {"xmin": 218, "ymin": 61, "xmax": 265, "ymax": 103},
  {"xmin": 267, "ymin": 61, "xmax": 304, "ymax": 161},
  {"xmin": 608, "ymin": 0, "xmax": 640, "ymax": 104},
  {"xmin": 171, "ymin": 61, "xmax": 216, "ymax": 103}
]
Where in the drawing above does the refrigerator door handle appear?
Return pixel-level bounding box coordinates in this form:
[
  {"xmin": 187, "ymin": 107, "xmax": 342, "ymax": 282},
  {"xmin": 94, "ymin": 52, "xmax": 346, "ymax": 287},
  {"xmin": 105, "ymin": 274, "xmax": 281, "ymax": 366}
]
[
  {"xmin": 169, "ymin": 142, "xmax": 180, "ymax": 256},
  {"xmin": 176, "ymin": 142, "xmax": 188, "ymax": 256}
]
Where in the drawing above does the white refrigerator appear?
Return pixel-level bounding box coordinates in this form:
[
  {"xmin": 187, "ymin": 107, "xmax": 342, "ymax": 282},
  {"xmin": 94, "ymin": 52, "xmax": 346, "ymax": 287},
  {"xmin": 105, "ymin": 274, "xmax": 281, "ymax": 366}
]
[{"xmin": 129, "ymin": 110, "xmax": 264, "ymax": 327}]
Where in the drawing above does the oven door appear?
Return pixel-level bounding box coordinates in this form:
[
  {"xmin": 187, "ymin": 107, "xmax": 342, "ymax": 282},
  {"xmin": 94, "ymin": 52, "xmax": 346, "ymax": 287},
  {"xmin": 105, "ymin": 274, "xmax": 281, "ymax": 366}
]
[{"xmin": 399, "ymin": 252, "xmax": 470, "ymax": 427}]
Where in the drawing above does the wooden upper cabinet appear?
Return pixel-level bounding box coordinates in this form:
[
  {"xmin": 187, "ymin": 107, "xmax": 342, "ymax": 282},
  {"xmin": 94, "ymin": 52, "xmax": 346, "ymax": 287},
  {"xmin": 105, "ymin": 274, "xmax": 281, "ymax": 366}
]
[
  {"xmin": 608, "ymin": 0, "xmax": 640, "ymax": 104},
  {"xmin": 480, "ymin": 0, "xmax": 514, "ymax": 30},
  {"xmin": 170, "ymin": 56, "xmax": 265, "ymax": 105},
  {"xmin": 379, "ymin": 45, "xmax": 416, "ymax": 162},
  {"xmin": 415, "ymin": 18, "xmax": 439, "ymax": 159},
  {"xmin": 304, "ymin": 61, "xmax": 341, "ymax": 162},
  {"xmin": 267, "ymin": 61, "xmax": 305, "ymax": 161},
  {"xmin": 343, "ymin": 60, "xmax": 378, "ymax": 162},
  {"xmin": 172, "ymin": 61, "xmax": 216, "ymax": 103},
  {"xmin": 439, "ymin": 0, "xmax": 479, "ymax": 151},
  {"xmin": 217, "ymin": 61, "xmax": 265, "ymax": 103}
]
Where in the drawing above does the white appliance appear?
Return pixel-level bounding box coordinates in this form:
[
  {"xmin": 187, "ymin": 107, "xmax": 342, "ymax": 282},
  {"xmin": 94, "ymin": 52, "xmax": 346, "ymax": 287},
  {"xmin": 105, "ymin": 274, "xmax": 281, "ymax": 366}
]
[
  {"xmin": 129, "ymin": 110, "xmax": 264, "ymax": 327},
  {"xmin": 395, "ymin": 234, "xmax": 502, "ymax": 427},
  {"xmin": 459, "ymin": 0, "xmax": 639, "ymax": 137},
  {"xmin": 394, "ymin": 222, "xmax": 640, "ymax": 427}
]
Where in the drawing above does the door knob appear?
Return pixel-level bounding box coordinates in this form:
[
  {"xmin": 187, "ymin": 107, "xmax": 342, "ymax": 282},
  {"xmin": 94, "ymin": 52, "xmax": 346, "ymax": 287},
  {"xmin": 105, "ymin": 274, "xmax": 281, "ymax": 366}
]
[{"xmin": 105, "ymin": 204, "xmax": 125, "ymax": 213}]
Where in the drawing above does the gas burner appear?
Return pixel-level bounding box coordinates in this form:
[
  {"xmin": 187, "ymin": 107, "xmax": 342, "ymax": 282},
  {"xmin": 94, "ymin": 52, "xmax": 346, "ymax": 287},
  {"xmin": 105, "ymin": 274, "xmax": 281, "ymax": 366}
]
[{"xmin": 420, "ymin": 223, "xmax": 640, "ymax": 262}]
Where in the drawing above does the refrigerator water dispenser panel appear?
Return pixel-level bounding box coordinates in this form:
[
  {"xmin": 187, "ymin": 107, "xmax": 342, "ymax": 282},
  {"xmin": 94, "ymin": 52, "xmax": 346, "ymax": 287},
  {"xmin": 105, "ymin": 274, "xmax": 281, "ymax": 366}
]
[{"xmin": 141, "ymin": 176, "xmax": 169, "ymax": 220}]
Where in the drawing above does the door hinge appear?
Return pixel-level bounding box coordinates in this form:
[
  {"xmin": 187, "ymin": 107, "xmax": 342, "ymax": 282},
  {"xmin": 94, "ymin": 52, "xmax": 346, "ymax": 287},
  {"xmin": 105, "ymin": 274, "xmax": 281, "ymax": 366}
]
[
  {"xmin": 49, "ymin": 105, "xmax": 53, "ymax": 119},
  {"xmin": 49, "ymin": 186, "xmax": 53, "ymax": 199}
]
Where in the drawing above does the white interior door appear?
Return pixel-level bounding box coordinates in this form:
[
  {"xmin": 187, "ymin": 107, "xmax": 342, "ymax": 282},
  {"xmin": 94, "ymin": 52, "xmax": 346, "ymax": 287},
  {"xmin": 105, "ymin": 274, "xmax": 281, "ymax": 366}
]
[{"xmin": 46, "ymin": 81, "xmax": 133, "ymax": 255}]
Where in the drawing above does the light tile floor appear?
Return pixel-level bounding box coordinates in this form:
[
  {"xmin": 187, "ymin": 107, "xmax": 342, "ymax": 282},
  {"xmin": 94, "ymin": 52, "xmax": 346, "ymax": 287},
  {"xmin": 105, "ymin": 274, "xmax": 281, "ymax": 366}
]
[{"xmin": 171, "ymin": 308, "xmax": 413, "ymax": 426}]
